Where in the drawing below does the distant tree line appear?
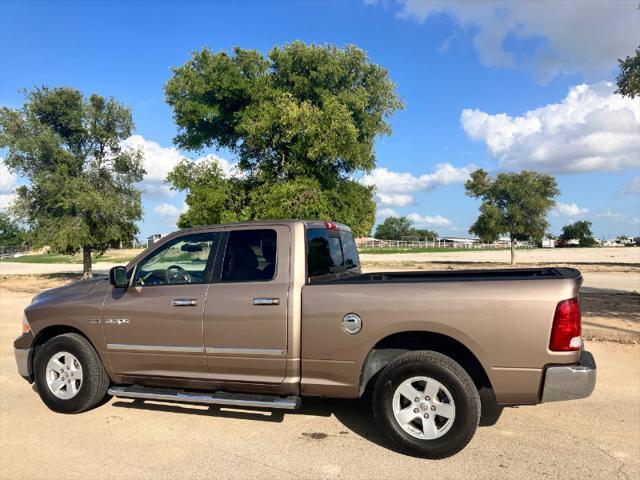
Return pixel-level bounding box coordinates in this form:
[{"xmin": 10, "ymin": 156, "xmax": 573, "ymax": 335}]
[{"xmin": 373, "ymin": 216, "xmax": 437, "ymax": 241}]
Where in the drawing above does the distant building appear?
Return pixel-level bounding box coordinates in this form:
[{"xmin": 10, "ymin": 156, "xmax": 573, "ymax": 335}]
[
  {"xmin": 147, "ymin": 233, "xmax": 168, "ymax": 247},
  {"xmin": 439, "ymin": 237, "xmax": 479, "ymax": 245},
  {"xmin": 541, "ymin": 238, "xmax": 555, "ymax": 248}
]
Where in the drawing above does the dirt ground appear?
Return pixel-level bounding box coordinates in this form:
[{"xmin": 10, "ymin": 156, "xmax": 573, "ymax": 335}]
[
  {"xmin": 0, "ymin": 289, "xmax": 638, "ymax": 479},
  {"xmin": 359, "ymin": 246, "xmax": 640, "ymax": 271}
]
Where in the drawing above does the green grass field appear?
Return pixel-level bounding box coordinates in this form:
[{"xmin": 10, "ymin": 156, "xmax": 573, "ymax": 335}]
[{"xmin": 0, "ymin": 252, "xmax": 138, "ymax": 264}]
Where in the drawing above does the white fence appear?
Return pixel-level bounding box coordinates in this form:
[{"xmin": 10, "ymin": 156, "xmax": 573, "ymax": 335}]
[
  {"xmin": 358, "ymin": 239, "xmax": 532, "ymax": 250},
  {"xmin": 0, "ymin": 245, "xmax": 31, "ymax": 259}
]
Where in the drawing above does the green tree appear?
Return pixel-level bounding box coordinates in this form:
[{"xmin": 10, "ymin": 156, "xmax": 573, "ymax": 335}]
[
  {"xmin": 0, "ymin": 87, "xmax": 145, "ymax": 278},
  {"xmin": 251, "ymin": 177, "xmax": 376, "ymax": 237},
  {"xmin": 164, "ymin": 42, "xmax": 402, "ymax": 233},
  {"xmin": 374, "ymin": 216, "xmax": 414, "ymax": 240},
  {"xmin": 167, "ymin": 159, "xmax": 246, "ymax": 228},
  {"xmin": 250, "ymin": 176, "xmax": 329, "ymax": 221},
  {"xmin": 411, "ymin": 228, "xmax": 438, "ymax": 241},
  {"xmin": 324, "ymin": 180, "xmax": 376, "ymax": 237},
  {"xmin": 0, "ymin": 211, "xmax": 25, "ymax": 247},
  {"xmin": 559, "ymin": 221, "xmax": 597, "ymax": 247},
  {"xmin": 465, "ymin": 169, "xmax": 559, "ymax": 265},
  {"xmin": 616, "ymin": 47, "xmax": 640, "ymax": 98}
]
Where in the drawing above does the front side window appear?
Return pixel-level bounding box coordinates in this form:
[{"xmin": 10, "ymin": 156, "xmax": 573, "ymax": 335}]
[
  {"xmin": 134, "ymin": 232, "xmax": 219, "ymax": 286},
  {"xmin": 221, "ymin": 229, "xmax": 277, "ymax": 282}
]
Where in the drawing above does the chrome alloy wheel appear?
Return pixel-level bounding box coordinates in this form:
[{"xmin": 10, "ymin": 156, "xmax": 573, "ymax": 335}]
[
  {"xmin": 45, "ymin": 351, "xmax": 83, "ymax": 400},
  {"xmin": 392, "ymin": 376, "xmax": 456, "ymax": 440}
]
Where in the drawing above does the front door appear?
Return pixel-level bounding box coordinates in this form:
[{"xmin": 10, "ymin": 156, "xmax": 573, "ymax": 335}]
[
  {"xmin": 103, "ymin": 231, "xmax": 220, "ymax": 379},
  {"xmin": 203, "ymin": 226, "xmax": 289, "ymax": 384}
]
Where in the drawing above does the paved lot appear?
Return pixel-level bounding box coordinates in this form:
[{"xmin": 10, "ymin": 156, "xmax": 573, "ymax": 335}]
[{"xmin": 1, "ymin": 289, "xmax": 639, "ymax": 480}]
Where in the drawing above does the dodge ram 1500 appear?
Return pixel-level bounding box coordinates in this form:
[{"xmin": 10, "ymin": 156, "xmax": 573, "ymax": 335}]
[{"xmin": 14, "ymin": 220, "xmax": 596, "ymax": 458}]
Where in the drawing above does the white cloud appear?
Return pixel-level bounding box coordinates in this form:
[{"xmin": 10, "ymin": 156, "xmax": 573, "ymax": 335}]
[
  {"xmin": 0, "ymin": 159, "xmax": 17, "ymax": 209},
  {"xmin": 596, "ymin": 209, "xmax": 624, "ymax": 221},
  {"xmin": 121, "ymin": 135, "xmax": 184, "ymax": 188},
  {"xmin": 376, "ymin": 207, "xmax": 399, "ymax": 219},
  {"xmin": 121, "ymin": 135, "xmax": 237, "ymax": 198},
  {"xmin": 376, "ymin": 193, "xmax": 415, "ymax": 207},
  {"xmin": 407, "ymin": 213, "xmax": 453, "ymax": 228},
  {"xmin": 623, "ymin": 177, "xmax": 640, "ymax": 195},
  {"xmin": 551, "ymin": 202, "xmax": 590, "ymax": 218},
  {"xmin": 461, "ymin": 82, "xmax": 640, "ymax": 173},
  {"xmin": 361, "ymin": 163, "xmax": 474, "ymax": 206},
  {"xmin": 153, "ymin": 202, "xmax": 187, "ymax": 223},
  {"xmin": 0, "ymin": 159, "xmax": 17, "ymax": 194},
  {"xmin": 392, "ymin": 0, "xmax": 638, "ymax": 81},
  {"xmin": 0, "ymin": 193, "xmax": 16, "ymax": 209}
]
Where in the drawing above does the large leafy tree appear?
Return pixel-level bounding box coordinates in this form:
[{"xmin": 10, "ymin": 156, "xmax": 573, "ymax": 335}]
[
  {"xmin": 616, "ymin": 47, "xmax": 640, "ymax": 98},
  {"xmin": 559, "ymin": 220, "xmax": 597, "ymax": 247},
  {"xmin": 0, "ymin": 87, "xmax": 145, "ymax": 278},
  {"xmin": 0, "ymin": 211, "xmax": 25, "ymax": 247},
  {"xmin": 164, "ymin": 42, "xmax": 403, "ymax": 235},
  {"xmin": 465, "ymin": 169, "xmax": 559, "ymax": 265}
]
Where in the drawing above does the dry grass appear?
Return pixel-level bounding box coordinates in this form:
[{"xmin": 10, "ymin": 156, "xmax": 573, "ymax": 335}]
[{"xmin": 0, "ymin": 273, "xmax": 84, "ymax": 293}]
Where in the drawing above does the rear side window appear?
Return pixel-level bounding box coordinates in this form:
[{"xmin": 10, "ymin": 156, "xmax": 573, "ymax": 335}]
[
  {"xmin": 307, "ymin": 227, "xmax": 360, "ymax": 278},
  {"xmin": 222, "ymin": 229, "xmax": 277, "ymax": 282}
]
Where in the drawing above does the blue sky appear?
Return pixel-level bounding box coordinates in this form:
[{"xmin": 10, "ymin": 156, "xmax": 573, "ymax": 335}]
[{"xmin": 1, "ymin": 0, "xmax": 639, "ymax": 240}]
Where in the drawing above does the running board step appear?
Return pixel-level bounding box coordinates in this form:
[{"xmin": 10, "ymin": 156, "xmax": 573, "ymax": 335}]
[{"xmin": 108, "ymin": 385, "xmax": 301, "ymax": 410}]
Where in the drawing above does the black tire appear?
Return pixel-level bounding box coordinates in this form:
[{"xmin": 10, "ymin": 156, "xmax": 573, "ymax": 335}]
[
  {"xmin": 34, "ymin": 333, "xmax": 110, "ymax": 414},
  {"xmin": 372, "ymin": 350, "xmax": 480, "ymax": 458}
]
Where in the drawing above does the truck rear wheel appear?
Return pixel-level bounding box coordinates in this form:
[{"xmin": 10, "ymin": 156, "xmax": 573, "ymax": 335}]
[
  {"xmin": 34, "ymin": 333, "xmax": 110, "ymax": 414},
  {"xmin": 372, "ymin": 350, "xmax": 480, "ymax": 458}
]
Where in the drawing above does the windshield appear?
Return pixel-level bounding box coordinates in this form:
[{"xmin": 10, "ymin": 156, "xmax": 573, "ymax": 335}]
[{"xmin": 306, "ymin": 227, "xmax": 360, "ymax": 278}]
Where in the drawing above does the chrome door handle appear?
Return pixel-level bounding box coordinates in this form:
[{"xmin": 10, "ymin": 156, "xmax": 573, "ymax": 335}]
[
  {"xmin": 253, "ymin": 298, "xmax": 280, "ymax": 306},
  {"xmin": 172, "ymin": 299, "xmax": 197, "ymax": 307}
]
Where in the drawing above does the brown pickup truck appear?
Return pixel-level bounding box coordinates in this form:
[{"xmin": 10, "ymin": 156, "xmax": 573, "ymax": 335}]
[{"xmin": 14, "ymin": 220, "xmax": 596, "ymax": 458}]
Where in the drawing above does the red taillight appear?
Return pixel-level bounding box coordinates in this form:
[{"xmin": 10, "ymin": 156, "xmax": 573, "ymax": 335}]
[
  {"xmin": 324, "ymin": 221, "xmax": 337, "ymax": 230},
  {"xmin": 22, "ymin": 314, "xmax": 31, "ymax": 334},
  {"xmin": 550, "ymin": 298, "xmax": 581, "ymax": 351}
]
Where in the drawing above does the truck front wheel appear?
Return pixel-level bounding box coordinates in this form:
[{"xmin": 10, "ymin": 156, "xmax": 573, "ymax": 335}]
[
  {"xmin": 372, "ymin": 350, "xmax": 480, "ymax": 458},
  {"xmin": 34, "ymin": 333, "xmax": 110, "ymax": 414}
]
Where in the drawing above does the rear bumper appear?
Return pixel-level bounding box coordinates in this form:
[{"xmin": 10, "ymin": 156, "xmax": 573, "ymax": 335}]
[
  {"xmin": 541, "ymin": 350, "xmax": 596, "ymax": 403},
  {"xmin": 14, "ymin": 347, "xmax": 32, "ymax": 383}
]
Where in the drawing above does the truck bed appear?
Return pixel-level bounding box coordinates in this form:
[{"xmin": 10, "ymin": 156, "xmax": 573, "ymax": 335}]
[{"xmin": 313, "ymin": 267, "xmax": 582, "ymax": 284}]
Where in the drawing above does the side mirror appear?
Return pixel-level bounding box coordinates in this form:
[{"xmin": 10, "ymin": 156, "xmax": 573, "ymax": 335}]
[
  {"xmin": 181, "ymin": 242, "xmax": 203, "ymax": 252},
  {"xmin": 109, "ymin": 266, "xmax": 129, "ymax": 288}
]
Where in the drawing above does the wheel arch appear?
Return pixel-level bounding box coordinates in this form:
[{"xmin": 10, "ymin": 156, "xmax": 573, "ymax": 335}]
[
  {"xmin": 30, "ymin": 325, "xmax": 111, "ymax": 381},
  {"xmin": 359, "ymin": 331, "xmax": 492, "ymax": 397}
]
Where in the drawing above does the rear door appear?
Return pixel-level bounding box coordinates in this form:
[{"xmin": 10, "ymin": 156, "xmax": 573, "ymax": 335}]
[
  {"xmin": 203, "ymin": 225, "xmax": 290, "ymax": 384},
  {"xmin": 102, "ymin": 231, "xmax": 220, "ymax": 379}
]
